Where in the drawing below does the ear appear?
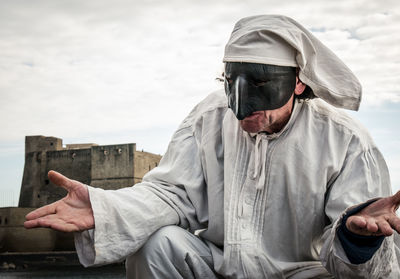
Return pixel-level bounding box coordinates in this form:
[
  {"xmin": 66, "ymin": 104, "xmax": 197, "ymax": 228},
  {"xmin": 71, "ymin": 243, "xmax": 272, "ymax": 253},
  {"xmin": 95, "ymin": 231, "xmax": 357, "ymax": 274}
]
[{"xmin": 294, "ymin": 76, "xmax": 306, "ymax": 96}]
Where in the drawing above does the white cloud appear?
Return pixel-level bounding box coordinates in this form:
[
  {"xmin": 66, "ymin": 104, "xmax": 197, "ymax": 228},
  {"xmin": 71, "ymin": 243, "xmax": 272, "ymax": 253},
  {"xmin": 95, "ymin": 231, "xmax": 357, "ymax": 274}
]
[{"xmin": 0, "ymin": 0, "xmax": 400, "ymax": 203}]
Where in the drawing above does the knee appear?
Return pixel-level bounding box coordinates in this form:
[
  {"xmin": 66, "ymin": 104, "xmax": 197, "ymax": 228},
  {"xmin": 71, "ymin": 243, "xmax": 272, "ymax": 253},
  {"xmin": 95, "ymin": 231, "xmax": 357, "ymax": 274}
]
[
  {"xmin": 129, "ymin": 225, "xmax": 186, "ymax": 261},
  {"xmin": 126, "ymin": 226, "xmax": 216, "ymax": 278}
]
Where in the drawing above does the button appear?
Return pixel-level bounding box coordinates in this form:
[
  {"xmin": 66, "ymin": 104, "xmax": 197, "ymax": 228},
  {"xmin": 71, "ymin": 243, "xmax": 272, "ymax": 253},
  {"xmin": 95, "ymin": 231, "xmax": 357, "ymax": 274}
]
[{"xmin": 241, "ymin": 223, "xmax": 246, "ymax": 229}]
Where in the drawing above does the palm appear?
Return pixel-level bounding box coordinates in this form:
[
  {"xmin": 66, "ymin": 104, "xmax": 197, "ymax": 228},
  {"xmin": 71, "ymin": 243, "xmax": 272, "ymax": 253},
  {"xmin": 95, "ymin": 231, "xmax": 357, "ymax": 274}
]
[
  {"xmin": 24, "ymin": 171, "xmax": 95, "ymax": 232},
  {"xmin": 346, "ymin": 191, "xmax": 400, "ymax": 236}
]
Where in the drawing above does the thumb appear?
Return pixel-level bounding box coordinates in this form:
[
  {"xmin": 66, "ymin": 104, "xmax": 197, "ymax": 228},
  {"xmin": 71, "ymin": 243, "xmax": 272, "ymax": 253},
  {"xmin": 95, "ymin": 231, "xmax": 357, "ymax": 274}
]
[
  {"xmin": 48, "ymin": 170, "xmax": 78, "ymax": 192},
  {"xmin": 390, "ymin": 190, "xmax": 400, "ymax": 209}
]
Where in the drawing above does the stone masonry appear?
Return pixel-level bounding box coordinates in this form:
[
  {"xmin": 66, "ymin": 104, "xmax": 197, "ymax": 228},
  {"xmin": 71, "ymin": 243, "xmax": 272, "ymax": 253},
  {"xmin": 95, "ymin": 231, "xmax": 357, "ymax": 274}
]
[{"xmin": 19, "ymin": 136, "xmax": 162, "ymax": 208}]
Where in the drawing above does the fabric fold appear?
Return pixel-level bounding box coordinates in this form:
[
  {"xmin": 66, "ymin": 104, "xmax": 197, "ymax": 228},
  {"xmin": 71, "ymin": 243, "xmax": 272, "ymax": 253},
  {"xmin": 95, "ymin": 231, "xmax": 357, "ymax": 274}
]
[{"xmin": 223, "ymin": 15, "xmax": 362, "ymax": 111}]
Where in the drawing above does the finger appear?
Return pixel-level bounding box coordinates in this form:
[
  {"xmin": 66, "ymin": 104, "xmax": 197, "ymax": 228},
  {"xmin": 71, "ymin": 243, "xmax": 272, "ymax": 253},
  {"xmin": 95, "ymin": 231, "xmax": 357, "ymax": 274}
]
[
  {"xmin": 48, "ymin": 170, "xmax": 77, "ymax": 192},
  {"xmin": 377, "ymin": 221, "xmax": 393, "ymax": 236},
  {"xmin": 25, "ymin": 202, "xmax": 57, "ymax": 220},
  {"xmin": 37, "ymin": 214, "xmax": 73, "ymax": 231},
  {"xmin": 24, "ymin": 213, "xmax": 58, "ymax": 228},
  {"xmin": 347, "ymin": 215, "xmax": 367, "ymax": 231},
  {"xmin": 24, "ymin": 215, "xmax": 79, "ymax": 232},
  {"xmin": 39, "ymin": 215, "xmax": 79, "ymax": 232},
  {"xmin": 50, "ymin": 220, "xmax": 79, "ymax": 232},
  {"xmin": 366, "ymin": 219, "xmax": 379, "ymax": 233},
  {"xmin": 388, "ymin": 215, "xmax": 400, "ymax": 234},
  {"xmin": 24, "ymin": 219, "xmax": 41, "ymax": 229}
]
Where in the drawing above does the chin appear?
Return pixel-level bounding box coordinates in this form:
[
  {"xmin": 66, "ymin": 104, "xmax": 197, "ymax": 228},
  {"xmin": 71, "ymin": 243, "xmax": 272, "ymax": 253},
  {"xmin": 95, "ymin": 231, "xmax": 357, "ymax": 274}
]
[{"xmin": 240, "ymin": 121, "xmax": 262, "ymax": 133}]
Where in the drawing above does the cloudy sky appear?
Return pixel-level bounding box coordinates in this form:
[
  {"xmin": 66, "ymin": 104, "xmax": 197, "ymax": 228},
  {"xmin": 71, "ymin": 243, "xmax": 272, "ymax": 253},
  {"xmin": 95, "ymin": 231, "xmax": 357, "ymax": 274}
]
[{"xmin": 0, "ymin": 0, "xmax": 399, "ymax": 207}]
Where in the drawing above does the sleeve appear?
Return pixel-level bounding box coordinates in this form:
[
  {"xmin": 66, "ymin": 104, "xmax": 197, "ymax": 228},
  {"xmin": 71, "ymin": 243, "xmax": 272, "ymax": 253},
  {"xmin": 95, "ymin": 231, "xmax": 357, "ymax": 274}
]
[
  {"xmin": 319, "ymin": 136, "xmax": 400, "ymax": 278},
  {"xmin": 74, "ymin": 115, "xmax": 208, "ymax": 267},
  {"xmin": 336, "ymin": 200, "xmax": 384, "ymax": 264}
]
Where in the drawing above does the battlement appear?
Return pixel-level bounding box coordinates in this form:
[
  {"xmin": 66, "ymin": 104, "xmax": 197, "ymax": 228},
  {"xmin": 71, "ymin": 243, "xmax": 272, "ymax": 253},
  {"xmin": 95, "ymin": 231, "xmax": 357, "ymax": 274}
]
[{"xmin": 19, "ymin": 136, "xmax": 162, "ymax": 207}]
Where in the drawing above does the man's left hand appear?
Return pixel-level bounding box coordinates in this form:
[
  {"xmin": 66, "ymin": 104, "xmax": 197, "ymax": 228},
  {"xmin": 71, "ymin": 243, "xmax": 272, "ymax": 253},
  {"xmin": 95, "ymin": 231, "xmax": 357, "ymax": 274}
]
[{"xmin": 346, "ymin": 191, "xmax": 400, "ymax": 236}]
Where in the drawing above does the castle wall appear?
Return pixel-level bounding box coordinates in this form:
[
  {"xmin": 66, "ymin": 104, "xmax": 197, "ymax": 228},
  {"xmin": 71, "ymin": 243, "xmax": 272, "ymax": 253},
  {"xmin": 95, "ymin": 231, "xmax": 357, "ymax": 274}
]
[
  {"xmin": 19, "ymin": 136, "xmax": 63, "ymax": 207},
  {"xmin": 90, "ymin": 144, "xmax": 136, "ymax": 190},
  {"xmin": 133, "ymin": 151, "xmax": 161, "ymax": 184},
  {"xmin": 25, "ymin": 136, "xmax": 62, "ymax": 154},
  {"xmin": 19, "ymin": 136, "xmax": 162, "ymax": 207},
  {"xmin": 19, "ymin": 152, "xmax": 45, "ymax": 207},
  {"xmin": 0, "ymin": 207, "xmax": 56, "ymax": 252},
  {"xmin": 12, "ymin": 135, "xmax": 163, "ymax": 252},
  {"xmin": 0, "ymin": 207, "xmax": 73, "ymax": 252},
  {"xmin": 43, "ymin": 149, "xmax": 92, "ymax": 205}
]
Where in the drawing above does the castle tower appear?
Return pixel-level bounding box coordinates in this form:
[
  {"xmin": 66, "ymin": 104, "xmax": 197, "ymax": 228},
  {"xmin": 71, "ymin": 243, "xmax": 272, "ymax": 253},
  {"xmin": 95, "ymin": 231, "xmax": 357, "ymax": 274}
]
[{"xmin": 18, "ymin": 136, "xmax": 161, "ymax": 208}]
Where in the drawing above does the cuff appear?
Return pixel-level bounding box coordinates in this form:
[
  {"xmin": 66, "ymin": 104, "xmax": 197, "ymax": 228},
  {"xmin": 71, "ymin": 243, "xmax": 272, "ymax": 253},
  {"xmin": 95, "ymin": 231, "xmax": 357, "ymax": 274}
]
[{"xmin": 337, "ymin": 200, "xmax": 385, "ymax": 264}]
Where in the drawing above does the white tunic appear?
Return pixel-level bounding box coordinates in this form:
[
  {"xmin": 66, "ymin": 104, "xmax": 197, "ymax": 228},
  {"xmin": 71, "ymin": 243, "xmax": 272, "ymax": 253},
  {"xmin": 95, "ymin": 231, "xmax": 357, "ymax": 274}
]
[{"xmin": 75, "ymin": 90, "xmax": 400, "ymax": 278}]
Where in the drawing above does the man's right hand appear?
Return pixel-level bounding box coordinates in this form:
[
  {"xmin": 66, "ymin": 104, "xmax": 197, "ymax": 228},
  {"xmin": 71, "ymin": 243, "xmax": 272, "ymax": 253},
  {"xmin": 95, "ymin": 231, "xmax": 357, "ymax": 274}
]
[{"xmin": 24, "ymin": 170, "xmax": 95, "ymax": 232}]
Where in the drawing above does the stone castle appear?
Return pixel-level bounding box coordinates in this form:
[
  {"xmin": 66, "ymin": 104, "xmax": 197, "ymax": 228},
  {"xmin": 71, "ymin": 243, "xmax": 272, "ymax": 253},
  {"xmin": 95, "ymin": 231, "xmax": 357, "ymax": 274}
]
[
  {"xmin": 0, "ymin": 136, "xmax": 162, "ymax": 252},
  {"xmin": 19, "ymin": 135, "xmax": 161, "ymax": 208}
]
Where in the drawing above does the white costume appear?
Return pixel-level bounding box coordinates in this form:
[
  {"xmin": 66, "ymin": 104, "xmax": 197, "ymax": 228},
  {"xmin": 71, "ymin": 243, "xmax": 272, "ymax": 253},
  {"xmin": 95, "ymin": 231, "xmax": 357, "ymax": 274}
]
[{"xmin": 75, "ymin": 15, "xmax": 400, "ymax": 278}]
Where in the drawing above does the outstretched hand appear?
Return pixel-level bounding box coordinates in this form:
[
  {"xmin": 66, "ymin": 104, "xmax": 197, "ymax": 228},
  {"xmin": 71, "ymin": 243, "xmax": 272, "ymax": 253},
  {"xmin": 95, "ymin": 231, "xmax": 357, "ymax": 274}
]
[
  {"xmin": 24, "ymin": 170, "xmax": 94, "ymax": 232},
  {"xmin": 346, "ymin": 191, "xmax": 400, "ymax": 236}
]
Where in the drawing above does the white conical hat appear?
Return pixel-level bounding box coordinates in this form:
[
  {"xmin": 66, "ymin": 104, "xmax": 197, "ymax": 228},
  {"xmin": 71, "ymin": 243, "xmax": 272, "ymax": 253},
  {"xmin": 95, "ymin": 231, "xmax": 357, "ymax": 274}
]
[{"xmin": 223, "ymin": 15, "xmax": 362, "ymax": 111}]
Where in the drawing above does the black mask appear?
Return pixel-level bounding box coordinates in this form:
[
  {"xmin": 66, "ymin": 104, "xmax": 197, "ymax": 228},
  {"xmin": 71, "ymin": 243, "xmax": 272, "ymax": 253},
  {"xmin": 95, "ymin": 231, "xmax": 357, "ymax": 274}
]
[{"xmin": 224, "ymin": 62, "xmax": 297, "ymax": 120}]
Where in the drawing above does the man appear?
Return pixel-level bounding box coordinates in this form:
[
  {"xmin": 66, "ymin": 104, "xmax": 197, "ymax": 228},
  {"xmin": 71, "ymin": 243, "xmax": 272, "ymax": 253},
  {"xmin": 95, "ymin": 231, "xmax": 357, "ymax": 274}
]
[{"xmin": 25, "ymin": 15, "xmax": 400, "ymax": 278}]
